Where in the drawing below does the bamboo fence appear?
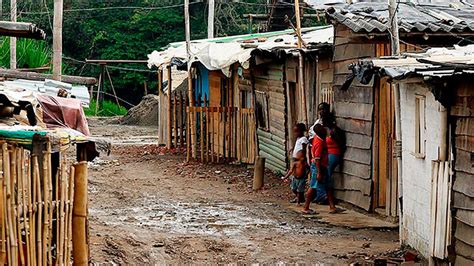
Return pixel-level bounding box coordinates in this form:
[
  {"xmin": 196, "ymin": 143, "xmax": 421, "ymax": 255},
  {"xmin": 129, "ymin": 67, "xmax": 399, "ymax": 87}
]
[
  {"xmin": 0, "ymin": 141, "xmax": 85, "ymax": 265},
  {"xmin": 186, "ymin": 106, "xmax": 256, "ymax": 164}
]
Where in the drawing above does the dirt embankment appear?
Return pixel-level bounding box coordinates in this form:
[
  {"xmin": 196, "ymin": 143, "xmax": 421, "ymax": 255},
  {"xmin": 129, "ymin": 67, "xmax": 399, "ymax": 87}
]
[{"xmin": 119, "ymin": 95, "xmax": 159, "ymax": 127}]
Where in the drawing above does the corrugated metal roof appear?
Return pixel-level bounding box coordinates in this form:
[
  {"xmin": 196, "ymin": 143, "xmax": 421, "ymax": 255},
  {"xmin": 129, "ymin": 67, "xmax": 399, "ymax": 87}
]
[
  {"xmin": 369, "ymin": 44, "xmax": 474, "ymax": 78},
  {"xmin": 323, "ymin": 2, "xmax": 474, "ymax": 34},
  {"xmin": 148, "ymin": 26, "xmax": 334, "ymax": 72},
  {"xmin": 1, "ymin": 79, "xmax": 90, "ymax": 107}
]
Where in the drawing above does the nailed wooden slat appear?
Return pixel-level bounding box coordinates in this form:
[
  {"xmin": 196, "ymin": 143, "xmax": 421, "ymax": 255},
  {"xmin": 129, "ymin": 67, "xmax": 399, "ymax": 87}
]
[
  {"xmin": 456, "ymin": 209, "xmax": 474, "ymax": 227},
  {"xmin": 455, "ymin": 118, "xmax": 474, "ymax": 137},
  {"xmin": 456, "ymin": 135, "xmax": 474, "ymax": 153},
  {"xmin": 333, "ymin": 74, "xmax": 374, "ymax": 90},
  {"xmin": 454, "ymin": 192, "xmax": 474, "ymax": 211},
  {"xmin": 343, "ymin": 147, "xmax": 372, "ymax": 165},
  {"xmin": 456, "ymin": 82, "xmax": 474, "ymax": 97},
  {"xmin": 345, "ymin": 132, "xmax": 373, "ymax": 150},
  {"xmin": 333, "ymin": 43, "xmax": 375, "ymax": 62},
  {"xmin": 453, "ymin": 171, "xmax": 474, "ymax": 198},
  {"xmin": 450, "ymin": 96, "xmax": 474, "ymax": 117},
  {"xmin": 336, "ymin": 117, "xmax": 373, "ymax": 136},
  {"xmin": 333, "ymin": 172, "xmax": 372, "ymax": 195},
  {"xmin": 334, "ymin": 60, "xmax": 357, "ymax": 75},
  {"xmin": 455, "ymin": 150, "xmax": 474, "ymax": 174},
  {"xmin": 257, "ymin": 129, "xmax": 285, "ymax": 145},
  {"xmin": 455, "ymin": 220, "xmax": 474, "ymax": 246},
  {"xmin": 334, "ymin": 190, "xmax": 371, "ymax": 211},
  {"xmin": 455, "ymin": 255, "xmax": 474, "ymax": 266},
  {"xmin": 454, "ymin": 240, "xmax": 474, "ymax": 261},
  {"xmin": 334, "ymin": 101, "xmax": 374, "ymax": 121},
  {"xmin": 340, "ymin": 160, "xmax": 371, "ymax": 179}
]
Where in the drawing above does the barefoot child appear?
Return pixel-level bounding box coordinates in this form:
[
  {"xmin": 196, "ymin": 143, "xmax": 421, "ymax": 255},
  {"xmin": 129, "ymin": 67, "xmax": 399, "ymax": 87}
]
[
  {"xmin": 283, "ymin": 123, "xmax": 309, "ymax": 204},
  {"xmin": 303, "ymin": 124, "xmax": 329, "ymax": 214}
]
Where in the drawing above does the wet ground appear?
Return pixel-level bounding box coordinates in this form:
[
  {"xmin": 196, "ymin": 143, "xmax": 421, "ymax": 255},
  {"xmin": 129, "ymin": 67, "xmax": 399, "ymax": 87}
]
[{"xmin": 87, "ymin": 118, "xmax": 400, "ymax": 264}]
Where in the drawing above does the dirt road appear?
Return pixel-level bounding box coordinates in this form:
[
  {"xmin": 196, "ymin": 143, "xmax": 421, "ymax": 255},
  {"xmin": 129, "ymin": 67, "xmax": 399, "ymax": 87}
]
[{"xmin": 87, "ymin": 118, "xmax": 399, "ymax": 264}]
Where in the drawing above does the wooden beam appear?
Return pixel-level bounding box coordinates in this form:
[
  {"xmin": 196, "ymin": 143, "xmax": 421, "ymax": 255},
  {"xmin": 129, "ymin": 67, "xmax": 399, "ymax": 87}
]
[
  {"xmin": 0, "ymin": 68, "xmax": 97, "ymax": 85},
  {"xmin": 85, "ymin": 59, "xmax": 148, "ymax": 64}
]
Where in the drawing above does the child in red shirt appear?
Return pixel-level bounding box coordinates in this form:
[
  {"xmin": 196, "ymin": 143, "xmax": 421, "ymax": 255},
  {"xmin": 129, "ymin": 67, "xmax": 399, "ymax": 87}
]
[{"xmin": 303, "ymin": 124, "xmax": 336, "ymax": 214}]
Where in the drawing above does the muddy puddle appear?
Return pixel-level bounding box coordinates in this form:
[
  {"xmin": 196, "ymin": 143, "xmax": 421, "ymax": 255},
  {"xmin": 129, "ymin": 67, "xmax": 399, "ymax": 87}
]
[{"xmin": 90, "ymin": 196, "xmax": 336, "ymax": 238}]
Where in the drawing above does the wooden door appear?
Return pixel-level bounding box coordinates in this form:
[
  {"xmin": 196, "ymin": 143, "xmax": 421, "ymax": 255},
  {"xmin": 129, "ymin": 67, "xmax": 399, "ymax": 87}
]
[{"xmin": 374, "ymin": 44, "xmax": 398, "ymax": 216}]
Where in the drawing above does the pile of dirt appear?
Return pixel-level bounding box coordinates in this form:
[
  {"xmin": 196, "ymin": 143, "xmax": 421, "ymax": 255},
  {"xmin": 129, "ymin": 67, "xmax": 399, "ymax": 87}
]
[{"xmin": 119, "ymin": 95, "xmax": 159, "ymax": 126}]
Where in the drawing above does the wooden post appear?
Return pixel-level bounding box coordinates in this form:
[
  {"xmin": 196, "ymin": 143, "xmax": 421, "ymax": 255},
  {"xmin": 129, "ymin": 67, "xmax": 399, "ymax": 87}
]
[
  {"xmin": 208, "ymin": 0, "xmax": 215, "ymax": 39},
  {"xmin": 53, "ymin": 0, "xmax": 64, "ymax": 81},
  {"xmin": 167, "ymin": 65, "xmax": 173, "ymax": 149},
  {"xmin": 9, "ymin": 0, "xmax": 16, "ymax": 69},
  {"xmin": 185, "ymin": 0, "xmax": 196, "ymax": 158},
  {"xmin": 179, "ymin": 92, "xmax": 185, "ymax": 146},
  {"xmin": 95, "ymin": 65, "xmax": 104, "ymax": 116},
  {"xmin": 294, "ymin": 0, "xmax": 302, "ymax": 49},
  {"xmin": 253, "ymin": 156, "xmax": 265, "ymax": 190},
  {"xmin": 298, "ymin": 53, "xmax": 308, "ymax": 125},
  {"xmin": 105, "ymin": 67, "xmax": 121, "ymax": 108},
  {"xmin": 200, "ymin": 107, "xmax": 204, "ymax": 162},
  {"xmin": 174, "ymin": 92, "xmax": 179, "ymax": 148},
  {"xmin": 205, "ymin": 99, "xmax": 210, "ymax": 163},
  {"xmin": 72, "ymin": 160, "xmax": 88, "ymax": 266},
  {"xmin": 0, "ymin": 143, "xmax": 5, "ymax": 265}
]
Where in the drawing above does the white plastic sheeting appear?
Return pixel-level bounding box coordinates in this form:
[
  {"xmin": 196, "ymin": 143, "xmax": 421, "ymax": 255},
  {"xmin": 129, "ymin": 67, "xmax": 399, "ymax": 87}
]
[
  {"xmin": 371, "ymin": 44, "xmax": 474, "ymax": 79},
  {"xmin": 147, "ymin": 26, "xmax": 334, "ymax": 76}
]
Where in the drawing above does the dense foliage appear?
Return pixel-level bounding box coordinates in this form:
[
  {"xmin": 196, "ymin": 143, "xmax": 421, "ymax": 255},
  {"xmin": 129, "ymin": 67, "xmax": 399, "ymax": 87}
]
[{"xmin": 1, "ymin": 0, "xmax": 322, "ymax": 107}]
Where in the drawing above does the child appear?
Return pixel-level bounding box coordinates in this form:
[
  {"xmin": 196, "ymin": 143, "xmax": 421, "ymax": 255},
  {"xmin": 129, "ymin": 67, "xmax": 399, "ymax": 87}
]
[
  {"xmin": 303, "ymin": 124, "xmax": 329, "ymax": 214},
  {"xmin": 283, "ymin": 123, "xmax": 309, "ymax": 204}
]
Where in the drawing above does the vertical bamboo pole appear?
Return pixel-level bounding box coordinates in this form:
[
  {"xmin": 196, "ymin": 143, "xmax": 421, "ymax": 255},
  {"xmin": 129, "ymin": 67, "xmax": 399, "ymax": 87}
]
[
  {"xmin": 0, "ymin": 143, "xmax": 5, "ymax": 265},
  {"xmin": 210, "ymin": 107, "xmax": 216, "ymax": 163},
  {"xmin": 174, "ymin": 93, "xmax": 179, "ymax": 148},
  {"xmin": 167, "ymin": 65, "xmax": 173, "ymax": 149},
  {"xmin": 41, "ymin": 144, "xmax": 49, "ymax": 266},
  {"xmin": 178, "ymin": 92, "xmax": 183, "ymax": 147},
  {"xmin": 20, "ymin": 150, "xmax": 30, "ymax": 266},
  {"xmin": 186, "ymin": 107, "xmax": 191, "ymax": 162},
  {"xmin": 65, "ymin": 166, "xmax": 74, "ymax": 264},
  {"xmin": 200, "ymin": 107, "xmax": 204, "ymax": 162},
  {"xmin": 15, "ymin": 148, "xmax": 25, "ymax": 266},
  {"xmin": 4, "ymin": 144, "xmax": 17, "ymax": 265},
  {"xmin": 58, "ymin": 155, "xmax": 67, "ymax": 264},
  {"xmin": 204, "ymin": 95, "xmax": 209, "ymax": 163},
  {"xmin": 26, "ymin": 153, "xmax": 34, "ymax": 266},
  {"xmin": 10, "ymin": 148, "xmax": 19, "ymax": 266},
  {"xmin": 72, "ymin": 161, "xmax": 88, "ymax": 266},
  {"xmin": 33, "ymin": 156, "xmax": 42, "ymax": 266}
]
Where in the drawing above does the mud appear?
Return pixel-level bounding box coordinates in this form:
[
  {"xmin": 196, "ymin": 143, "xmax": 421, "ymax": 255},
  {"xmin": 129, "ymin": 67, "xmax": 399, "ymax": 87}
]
[{"xmin": 88, "ymin": 118, "xmax": 400, "ymax": 264}]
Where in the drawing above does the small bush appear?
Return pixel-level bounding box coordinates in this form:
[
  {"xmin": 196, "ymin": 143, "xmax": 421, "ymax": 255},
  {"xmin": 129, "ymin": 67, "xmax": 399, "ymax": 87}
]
[{"xmin": 84, "ymin": 100, "xmax": 128, "ymax": 117}]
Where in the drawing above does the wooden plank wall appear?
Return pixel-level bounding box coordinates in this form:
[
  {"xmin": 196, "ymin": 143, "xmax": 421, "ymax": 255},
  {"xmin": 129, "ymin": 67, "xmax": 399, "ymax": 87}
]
[
  {"xmin": 450, "ymin": 81, "xmax": 474, "ymax": 265},
  {"xmin": 254, "ymin": 62, "xmax": 287, "ymax": 173},
  {"xmin": 331, "ymin": 24, "xmax": 376, "ymax": 211}
]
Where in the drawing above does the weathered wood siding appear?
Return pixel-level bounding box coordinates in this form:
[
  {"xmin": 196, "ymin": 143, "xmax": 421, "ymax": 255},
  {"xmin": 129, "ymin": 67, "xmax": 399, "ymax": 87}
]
[
  {"xmin": 254, "ymin": 62, "xmax": 287, "ymax": 173},
  {"xmin": 450, "ymin": 81, "xmax": 474, "ymax": 265},
  {"xmin": 332, "ymin": 24, "xmax": 376, "ymax": 210}
]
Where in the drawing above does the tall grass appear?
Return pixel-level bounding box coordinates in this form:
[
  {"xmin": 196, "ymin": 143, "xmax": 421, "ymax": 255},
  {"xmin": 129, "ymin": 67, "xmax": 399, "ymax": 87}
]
[
  {"xmin": 0, "ymin": 37, "xmax": 51, "ymax": 69},
  {"xmin": 84, "ymin": 100, "xmax": 128, "ymax": 117}
]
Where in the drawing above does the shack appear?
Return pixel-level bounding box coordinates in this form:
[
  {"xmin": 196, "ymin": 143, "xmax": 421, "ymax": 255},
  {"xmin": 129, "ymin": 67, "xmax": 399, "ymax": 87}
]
[
  {"xmin": 147, "ymin": 26, "xmax": 334, "ymax": 171},
  {"xmin": 0, "ymin": 21, "xmax": 96, "ymax": 264},
  {"xmin": 314, "ymin": 1, "xmax": 474, "ymax": 214},
  {"xmin": 353, "ymin": 45, "xmax": 473, "ymax": 264}
]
